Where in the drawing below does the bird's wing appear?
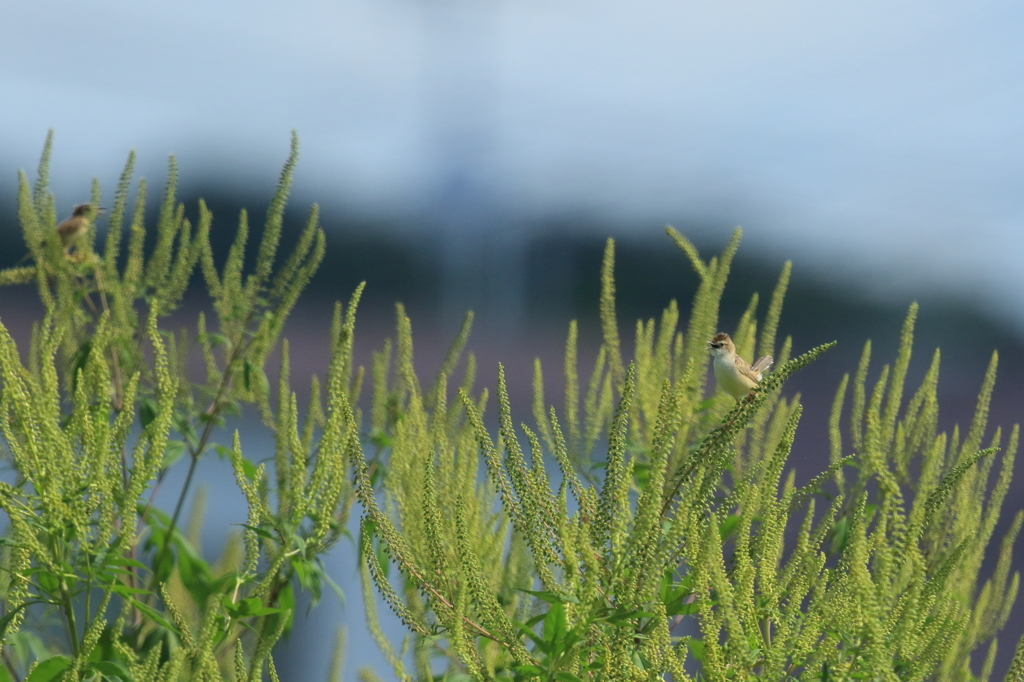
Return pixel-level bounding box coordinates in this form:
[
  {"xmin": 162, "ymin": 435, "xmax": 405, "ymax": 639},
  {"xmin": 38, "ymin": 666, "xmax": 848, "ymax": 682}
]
[
  {"xmin": 56, "ymin": 218, "xmax": 78, "ymax": 237},
  {"xmin": 732, "ymin": 357, "xmax": 764, "ymax": 384},
  {"xmin": 751, "ymin": 355, "xmax": 774, "ymax": 376}
]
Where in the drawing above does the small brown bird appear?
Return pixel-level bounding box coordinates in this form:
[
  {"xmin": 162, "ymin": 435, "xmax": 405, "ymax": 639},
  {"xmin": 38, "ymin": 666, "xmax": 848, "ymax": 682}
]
[
  {"xmin": 56, "ymin": 204, "xmax": 103, "ymax": 252},
  {"xmin": 19, "ymin": 204, "xmax": 104, "ymax": 264},
  {"xmin": 708, "ymin": 332, "xmax": 773, "ymax": 399}
]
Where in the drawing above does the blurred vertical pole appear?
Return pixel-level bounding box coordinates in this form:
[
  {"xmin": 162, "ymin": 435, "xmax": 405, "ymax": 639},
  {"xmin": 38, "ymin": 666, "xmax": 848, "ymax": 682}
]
[{"xmin": 419, "ymin": 0, "xmax": 525, "ymax": 338}]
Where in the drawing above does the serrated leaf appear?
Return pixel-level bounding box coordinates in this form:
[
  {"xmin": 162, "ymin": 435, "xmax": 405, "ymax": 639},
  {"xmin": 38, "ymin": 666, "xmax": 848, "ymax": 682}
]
[
  {"xmin": 25, "ymin": 656, "xmax": 70, "ymax": 682},
  {"xmin": 543, "ymin": 603, "xmax": 567, "ymax": 648}
]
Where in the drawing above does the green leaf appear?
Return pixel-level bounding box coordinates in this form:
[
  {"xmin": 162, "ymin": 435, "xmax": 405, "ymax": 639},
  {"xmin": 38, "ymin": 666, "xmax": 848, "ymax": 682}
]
[
  {"xmin": 139, "ymin": 398, "xmax": 158, "ymax": 429},
  {"xmin": 633, "ymin": 462, "xmax": 652, "ymax": 490},
  {"xmin": 524, "ymin": 613, "xmax": 546, "ymax": 628},
  {"xmin": 98, "ymin": 567, "xmax": 135, "ymax": 578},
  {"xmin": 25, "ymin": 656, "xmax": 70, "ymax": 682},
  {"xmin": 317, "ymin": 562, "xmax": 346, "ymax": 606},
  {"xmin": 152, "ymin": 546, "xmax": 174, "ymax": 583},
  {"xmin": 239, "ymin": 524, "xmax": 274, "ymax": 540},
  {"xmin": 718, "ymin": 514, "xmax": 742, "ymax": 541},
  {"xmin": 205, "ymin": 332, "xmax": 229, "ymax": 348},
  {"xmin": 178, "ymin": 554, "xmax": 213, "ymax": 608},
  {"xmin": 543, "ymin": 603, "xmax": 567, "ymax": 648},
  {"xmin": 512, "ymin": 621, "xmax": 547, "ymax": 652},
  {"xmin": 162, "ymin": 440, "xmax": 187, "ymax": 468},
  {"xmin": 173, "ymin": 410, "xmax": 199, "ymax": 449},
  {"xmin": 218, "ymin": 446, "xmax": 258, "ymax": 480},
  {"xmin": 513, "ymin": 665, "xmax": 543, "ymax": 678},
  {"xmin": 69, "ymin": 340, "xmax": 92, "ymax": 393},
  {"xmin": 830, "ymin": 516, "xmax": 850, "ymax": 556},
  {"xmin": 108, "ymin": 583, "xmax": 151, "ymax": 597},
  {"xmin": 660, "ymin": 571, "xmax": 693, "ymax": 602},
  {"xmin": 240, "ymin": 597, "xmax": 283, "ymax": 617},
  {"xmin": 130, "ymin": 599, "xmax": 180, "ymax": 635},
  {"xmin": 688, "ymin": 639, "xmax": 703, "ymax": 662},
  {"xmin": 197, "ymin": 412, "xmax": 225, "ymax": 429},
  {"xmin": 137, "ymin": 503, "xmax": 172, "ymax": 528},
  {"xmin": 268, "ymin": 580, "xmax": 296, "ymax": 637},
  {"xmin": 107, "ymin": 556, "xmax": 150, "ymax": 571},
  {"xmin": 518, "ymin": 589, "xmax": 579, "ymax": 605},
  {"xmin": 222, "ymin": 595, "xmax": 283, "ymax": 618},
  {"xmin": 36, "ymin": 570, "xmax": 60, "ymax": 595},
  {"xmin": 369, "ymin": 429, "xmax": 392, "ymax": 449},
  {"xmin": 88, "ymin": 661, "xmax": 131, "ymax": 682},
  {"xmin": 302, "ymin": 568, "xmax": 324, "ymax": 608}
]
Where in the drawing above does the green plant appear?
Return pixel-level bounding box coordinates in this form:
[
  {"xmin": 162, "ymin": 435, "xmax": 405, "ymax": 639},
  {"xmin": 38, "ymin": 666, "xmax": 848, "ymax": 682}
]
[
  {"xmin": 1, "ymin": 133, "xmax": 1021, "ymax": 682},
  {"xmin": 0, "ymin": 132, "xmax": 352, "ymax": 681},
  {"xmin": 356, "ymin": 230, "xmax": 1023, "ymax": 681}
]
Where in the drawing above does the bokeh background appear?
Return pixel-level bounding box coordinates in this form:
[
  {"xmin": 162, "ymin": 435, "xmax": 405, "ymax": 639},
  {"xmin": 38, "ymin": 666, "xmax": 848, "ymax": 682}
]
[{"xmin": 3, "ymin": 0, "xmax": 1024, "ymax": 678}]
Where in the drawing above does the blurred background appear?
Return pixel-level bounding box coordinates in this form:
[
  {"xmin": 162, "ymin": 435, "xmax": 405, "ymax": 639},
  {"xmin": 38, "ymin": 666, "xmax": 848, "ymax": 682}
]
[{"xmin": 3, "ymin": 0, "xmax": 1024, "ymax": 678}]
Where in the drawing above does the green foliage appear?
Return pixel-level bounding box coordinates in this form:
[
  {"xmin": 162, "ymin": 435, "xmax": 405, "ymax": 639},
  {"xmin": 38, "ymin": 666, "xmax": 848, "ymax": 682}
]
[
  {"xmin": 357, "ymin": 229, "xmax": 1023, "ymax": 682},
  {"xmin": 0, "ymin": 133, "xmax": 1021, "ymax": 682},
  {"xmin": 0, "ymin": 133, "xmax": 349, "ymax": 681}
]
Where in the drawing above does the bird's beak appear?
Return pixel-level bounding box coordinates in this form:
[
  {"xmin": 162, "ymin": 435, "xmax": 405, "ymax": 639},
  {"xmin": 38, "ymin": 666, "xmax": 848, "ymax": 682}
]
[{"xmin": 97, "ymin": 207, "xmax": 107, "ymax": 214}]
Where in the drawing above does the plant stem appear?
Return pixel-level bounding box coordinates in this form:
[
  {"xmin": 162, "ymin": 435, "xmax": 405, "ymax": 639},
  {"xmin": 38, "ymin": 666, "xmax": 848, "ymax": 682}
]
[
  {"xmin": 60, "ymin": 585, "xmax": 80, "ymax": 658},
  {"xmin": 160, "ymin": 370, "xmax": 235, "ymax": 551},
  {"xmin": 152, "ymin": 316, "xmax": 250, "ymax": 577},
  {"xmin": 164, "ymin": 453, "xmax": 200, "ymax": 548},
  {"xmin": 83, "ymin": 562, "xmax": 92, "ymax": 641}
]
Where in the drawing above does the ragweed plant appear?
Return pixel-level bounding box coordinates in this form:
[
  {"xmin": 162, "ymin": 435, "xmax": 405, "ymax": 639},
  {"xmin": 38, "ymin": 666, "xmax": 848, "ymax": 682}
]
[
  {"xmin": 1, "ymin": 133, "xmax": 1021, "ymax": 682},
  {"xmin": 0, "ymin": 133, "xmax": 353, "ymax": 681},
  {"xmin": 356, "ymin": 229, "xmax": 1024, "ymax": 682},
  {"xmin": 827, "ymin": 305, "xmax": 1021, "ymax": 682}
]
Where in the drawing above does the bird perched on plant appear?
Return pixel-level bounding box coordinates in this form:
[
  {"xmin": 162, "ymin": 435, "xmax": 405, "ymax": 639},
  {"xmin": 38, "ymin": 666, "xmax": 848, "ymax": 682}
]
[
  {"xmin": 708, "ymin": 332, "xmax": 773, "ymax": 399},
  {"xmin": 18, "ymin": 204, "xmax": 104, "ymax": 264},
  {"xmin": 55, "ymin": 203, "xmax": 103, "ymax": 252}
]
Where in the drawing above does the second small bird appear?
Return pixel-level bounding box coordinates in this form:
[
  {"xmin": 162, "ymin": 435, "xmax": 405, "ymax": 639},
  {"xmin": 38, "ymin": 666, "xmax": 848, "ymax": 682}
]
[{"xmin": 708, "ymin": 332, "xmax": 773, "ymax": 399}]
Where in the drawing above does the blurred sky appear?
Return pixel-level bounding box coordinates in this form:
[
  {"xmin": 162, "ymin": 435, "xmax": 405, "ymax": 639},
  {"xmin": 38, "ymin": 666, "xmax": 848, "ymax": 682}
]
[{"xmin": 3, "ymin": 0, "xmax": 1024, "ymax": 324}]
